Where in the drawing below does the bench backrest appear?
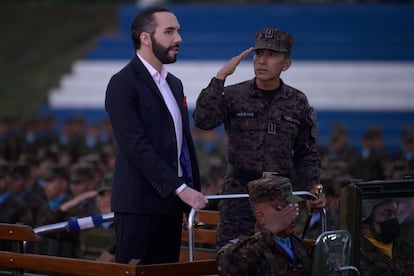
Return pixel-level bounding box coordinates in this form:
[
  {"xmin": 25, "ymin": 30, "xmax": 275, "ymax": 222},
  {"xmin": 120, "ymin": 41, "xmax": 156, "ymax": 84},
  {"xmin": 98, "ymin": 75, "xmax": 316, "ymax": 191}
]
[
  {"xmin": 0, "ymin": 223, "xmax": 40, "ymax": 242},
  {"xmin": 180, "ymin": 210, "xmax": 220, "ymax": 261}
]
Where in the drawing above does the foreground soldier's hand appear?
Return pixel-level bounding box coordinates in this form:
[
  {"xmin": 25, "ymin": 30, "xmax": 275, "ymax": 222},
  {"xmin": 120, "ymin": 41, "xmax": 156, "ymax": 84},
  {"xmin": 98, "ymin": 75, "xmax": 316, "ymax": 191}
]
[
  {"xmin": 177, "ymin": 186, "xmax": 208, "ymax": 211},
  {"xmin": 308, "ymin": 192, "xmax": 326, "ymax": 210},
  {"xmin": 216, "ymin": 47, "xmax": 253, "ymax": 80},
  {"xmin": 306, "ymin": 184, "xmax": 326, "ymax": 211},
  {"xmin": 262, "ymin": 203, "xmax": 300, "ymax": 235},
  {"xmin": 59, "ymin": 190, "xmax": 98, "ymax": 213},
  {"xmin": 97, "ymin": 250, "xmax": 115, "ymax": 262}
]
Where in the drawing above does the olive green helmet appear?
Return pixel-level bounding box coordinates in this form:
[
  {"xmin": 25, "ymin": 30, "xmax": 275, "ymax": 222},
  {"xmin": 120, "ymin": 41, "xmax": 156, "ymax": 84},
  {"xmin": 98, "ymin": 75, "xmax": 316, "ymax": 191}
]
[{"xmin": 361, "ymin": 198, "xmax": 394, "ymax": 222}]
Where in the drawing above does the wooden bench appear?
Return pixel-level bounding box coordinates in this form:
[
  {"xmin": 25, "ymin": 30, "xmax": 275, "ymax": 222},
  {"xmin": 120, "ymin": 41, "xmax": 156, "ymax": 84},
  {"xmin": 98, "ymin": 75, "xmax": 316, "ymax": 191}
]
[
  {"xmin": 0, "ymin": 251, "xmax": 138, "ymax": 276},
  {"xmin": 0, "ymin": 223, "xmax": 219, "ymax": 276},
  {"xmin": 0, "ymin": 251, "xmax": 218, "ymax": 276}
]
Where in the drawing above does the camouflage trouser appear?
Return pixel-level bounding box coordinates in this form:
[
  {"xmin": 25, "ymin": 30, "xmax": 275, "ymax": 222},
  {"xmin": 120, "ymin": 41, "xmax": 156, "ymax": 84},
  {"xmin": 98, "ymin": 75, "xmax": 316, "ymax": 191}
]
[{"xmin": 216, "ymin": 175, "xmax": 256, "ymax": 251}]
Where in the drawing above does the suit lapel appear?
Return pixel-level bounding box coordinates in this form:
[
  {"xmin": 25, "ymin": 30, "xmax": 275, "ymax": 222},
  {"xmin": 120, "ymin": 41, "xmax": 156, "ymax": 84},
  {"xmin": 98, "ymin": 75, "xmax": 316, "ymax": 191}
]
[
  {"xmin": 167, "ymin": 74, "xmax": 190, "ymax": 133},
  {"xmin": 131, "ymin": 55, "xmax": 189, "ymax": 131},
  {"xmin": 131, "ymin": 55, "xmax": 164, "ymax": 102}
]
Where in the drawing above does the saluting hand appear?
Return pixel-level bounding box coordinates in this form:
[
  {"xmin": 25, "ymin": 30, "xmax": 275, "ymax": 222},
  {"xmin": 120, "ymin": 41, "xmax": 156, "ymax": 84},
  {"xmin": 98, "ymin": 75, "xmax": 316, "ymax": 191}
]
[
  {"xmin": 263, "ymin": 203, "xmax": 300, "ymax": 235},
  {"xmin": 216, "ymin": 47, "xmax": 253, "ymax": 80}
]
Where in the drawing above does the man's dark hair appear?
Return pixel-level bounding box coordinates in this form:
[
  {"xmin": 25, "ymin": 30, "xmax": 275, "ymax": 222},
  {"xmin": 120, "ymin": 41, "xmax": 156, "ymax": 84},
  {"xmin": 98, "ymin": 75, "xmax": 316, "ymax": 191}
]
[{"xmin": 131, "ymin": 6, "xmax": 172, "ymax": 50}]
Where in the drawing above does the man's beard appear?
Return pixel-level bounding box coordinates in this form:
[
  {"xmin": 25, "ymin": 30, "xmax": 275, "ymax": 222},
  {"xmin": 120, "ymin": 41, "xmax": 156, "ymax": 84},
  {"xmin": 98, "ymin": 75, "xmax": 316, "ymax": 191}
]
[{"xmin": 151, "ymin": 37, "xmax": 178, "ymax": 64}]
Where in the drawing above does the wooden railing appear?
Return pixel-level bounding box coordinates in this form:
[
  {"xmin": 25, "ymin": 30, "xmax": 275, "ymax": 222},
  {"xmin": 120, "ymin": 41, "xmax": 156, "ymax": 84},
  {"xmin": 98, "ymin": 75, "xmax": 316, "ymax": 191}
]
[
  {"xmin": 0, "ymin": 191, "xmax": 324, "ymax": 275},
  {"xmin": 0, "ymin": 223, "xmax": 218, "ymax": 275}
]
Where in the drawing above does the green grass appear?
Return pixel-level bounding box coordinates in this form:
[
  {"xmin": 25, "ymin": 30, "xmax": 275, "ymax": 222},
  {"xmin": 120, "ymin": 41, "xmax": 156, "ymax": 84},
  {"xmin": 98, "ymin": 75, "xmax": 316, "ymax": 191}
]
[{"xmin": 0, "ymin": 2, "xmax": 119, "ymax": 120}]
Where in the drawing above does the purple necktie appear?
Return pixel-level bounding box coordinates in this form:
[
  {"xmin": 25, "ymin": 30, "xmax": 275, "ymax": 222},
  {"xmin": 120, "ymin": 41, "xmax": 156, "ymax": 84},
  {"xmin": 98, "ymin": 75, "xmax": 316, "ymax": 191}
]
[{"xmin": 180, "ymin": 136, "xmax": 193, "ymax": 187}]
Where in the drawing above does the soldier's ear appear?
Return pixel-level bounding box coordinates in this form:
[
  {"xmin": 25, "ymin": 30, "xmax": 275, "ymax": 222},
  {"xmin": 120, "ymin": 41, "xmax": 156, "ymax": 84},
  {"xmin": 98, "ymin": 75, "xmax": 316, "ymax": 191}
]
[
  {"xmin": 255, "ymin": 210, "xmax": 265, "ymax": 225},
  {"xmin": 282, "ymin": 58, "xmax": 291, "ymax": 72}
]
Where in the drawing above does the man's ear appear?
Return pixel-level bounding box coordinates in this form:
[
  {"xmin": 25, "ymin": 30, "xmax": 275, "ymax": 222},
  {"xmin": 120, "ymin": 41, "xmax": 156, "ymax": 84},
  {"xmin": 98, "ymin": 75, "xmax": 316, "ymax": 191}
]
[{"xmin": 140, "ymin": 32, "xmax": 151, "ymax": 47}]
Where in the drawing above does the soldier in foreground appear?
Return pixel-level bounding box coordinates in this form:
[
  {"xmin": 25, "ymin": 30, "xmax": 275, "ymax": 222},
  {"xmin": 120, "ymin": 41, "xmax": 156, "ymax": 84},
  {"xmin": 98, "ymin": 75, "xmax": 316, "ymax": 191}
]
[
  {"xmin": 80, "ymin": 174, "xmax": 115, "ymax": 262},
  {"xmin": 217, "ymin": 176, "xmax": 313, "ymax": 275},
  {"xmin": 360, "ymin": 198, "xmax": 414, "ymax": 275},
  {"xmin": 193, "ymin": 27, "xmax": 324, "ymax": 248}
]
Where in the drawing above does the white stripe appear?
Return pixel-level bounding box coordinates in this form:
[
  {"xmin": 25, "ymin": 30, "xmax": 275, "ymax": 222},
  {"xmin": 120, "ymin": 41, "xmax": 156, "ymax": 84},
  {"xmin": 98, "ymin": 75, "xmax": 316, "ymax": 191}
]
[
  {"xmin": 49, "ymin": 60, "xmax": 414, "ymax": 111},
  {"xmin": 77, "ymin": 217, "xmax": 95, "ymax": 230}
]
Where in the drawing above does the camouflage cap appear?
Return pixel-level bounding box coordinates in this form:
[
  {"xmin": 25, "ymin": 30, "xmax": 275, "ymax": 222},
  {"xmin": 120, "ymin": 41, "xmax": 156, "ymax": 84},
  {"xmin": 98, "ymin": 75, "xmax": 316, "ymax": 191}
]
[
  {"xmin": 70, "ymin": 163, "xmax": 95, "ymax": 182},
  {"xmin": 97, "ymin": 174, "xmax": 112, "ymax": 193},
  {"xmin": 361, "ymin": 198, "xmax": 395, "ymax": 222},
  {"xmin": 43, "ymin": 165, "xmax": 69, "ymax": 181},
  {"xmin": 253, "ymin": 28, "xmax": 294, "ymax": 54},
  {"xmin": 247, "ymin": 176, "xmax": 303, "ymax": 205}
]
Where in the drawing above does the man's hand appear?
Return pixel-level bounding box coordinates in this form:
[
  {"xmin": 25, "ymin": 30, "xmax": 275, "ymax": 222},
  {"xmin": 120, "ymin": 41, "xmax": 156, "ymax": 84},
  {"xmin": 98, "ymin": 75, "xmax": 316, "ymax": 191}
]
[
  {"xmin": 216, "ymin": 47, "xmax": 253, "ymax": 80},
  {"xmin": 308, "ymin": 192, "xmax": 326, "ymax": 210},
  {"xmin": 177, "ymin": 186, "xmax": 208, "ymax": 211}
]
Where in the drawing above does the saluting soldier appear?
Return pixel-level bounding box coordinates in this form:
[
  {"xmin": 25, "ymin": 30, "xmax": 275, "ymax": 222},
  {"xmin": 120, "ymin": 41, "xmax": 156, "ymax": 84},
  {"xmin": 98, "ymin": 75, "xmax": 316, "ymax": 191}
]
[
  {"xmin": 193, "ymin": 27, "xmax": 324, "ymax": 248},
  {"xmin": 8, "ymin": 161, "xmax": 44, "ymax": 223},
  {"xmin": 80, "ymin": 174, "xmax": 115, "ymax": 262},
  {"xmin": 29, "ymin": 165, "xmax": 80, "ymax": 258},
  {"xmin": 217, "ymin": 176, "xmax": 313, "ymax": 275},
  {"xmin": 67, "ymin": 162, "xmax": 99, "ymax": 218}
]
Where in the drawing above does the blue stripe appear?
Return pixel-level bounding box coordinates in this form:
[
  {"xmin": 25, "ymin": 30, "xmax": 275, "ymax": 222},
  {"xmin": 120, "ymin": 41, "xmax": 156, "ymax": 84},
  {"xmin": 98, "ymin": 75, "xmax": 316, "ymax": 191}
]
[
  {"xmin": 67, "ymin": 219, "xmax": 80, "ymax": 232},
  {"xmin": 92, "ymin": 215, "xmax": 104, "ymax": 226}
]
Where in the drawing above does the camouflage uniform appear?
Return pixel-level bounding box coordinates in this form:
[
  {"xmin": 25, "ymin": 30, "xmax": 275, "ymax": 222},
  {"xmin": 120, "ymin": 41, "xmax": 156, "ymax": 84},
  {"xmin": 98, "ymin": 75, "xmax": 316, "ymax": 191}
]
[
  {"xmin": 358, "ymin": 198, "xmax": 414, "ymax": 275},
  {"xmin": 194, "ymin": 77, "xmax": 320, "ymax": 186},
  {"xmin": 193, "ymin": 29, "xmax": 320, "ymax": 247},
  {"xmin": 0, "ymin": 160, "xmax": 33, "ymax": 227},
  {"xmin": 0, "ymin": 160, "xmax": 33, "ymax": 251},
  {"xmin": 80, "ymin": 175, "xmax": 115, "ymax": 260},
  {"xmin": 360, "ymin": 237, "xmax": 414, "ymax": 275},
  {"xmin": 217, "ymin": 176, "xmax": 312, "ymax": 275},
  {"xmin": 27, "ymin": 165, "xmax": 79, "ymax": 258},
  {"xmin": 0, "ymin": 194, "xmax": 34, "ymax": 251},
  {"xmin": 8, "ymin": 162, "xmax": 44, "ymax": 223},
  {"xmin": 218, "ymin": 229, "xmax": 312, "ymax": 276}
]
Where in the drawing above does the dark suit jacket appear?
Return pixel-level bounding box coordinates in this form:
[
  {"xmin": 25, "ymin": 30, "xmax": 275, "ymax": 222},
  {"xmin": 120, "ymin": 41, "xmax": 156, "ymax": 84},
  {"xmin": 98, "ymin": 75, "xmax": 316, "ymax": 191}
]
[{"xmin": 105, "ymin": 55, "xmax": 200, "ymax": 214}]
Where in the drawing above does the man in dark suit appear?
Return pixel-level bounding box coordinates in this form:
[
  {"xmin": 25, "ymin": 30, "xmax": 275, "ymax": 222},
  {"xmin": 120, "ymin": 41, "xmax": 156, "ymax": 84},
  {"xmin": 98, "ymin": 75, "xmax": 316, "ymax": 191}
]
[{"xmin": 105, "ymin": 6, "xmax": 208, "ymax": 264}]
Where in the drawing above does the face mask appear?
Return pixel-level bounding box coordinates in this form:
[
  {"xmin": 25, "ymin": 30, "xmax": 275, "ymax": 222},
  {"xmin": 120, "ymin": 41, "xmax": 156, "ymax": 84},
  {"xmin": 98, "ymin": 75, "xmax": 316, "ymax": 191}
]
[{"xmin": 375, "ymin": 218, "xmax": 400, "ymax": 244}]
